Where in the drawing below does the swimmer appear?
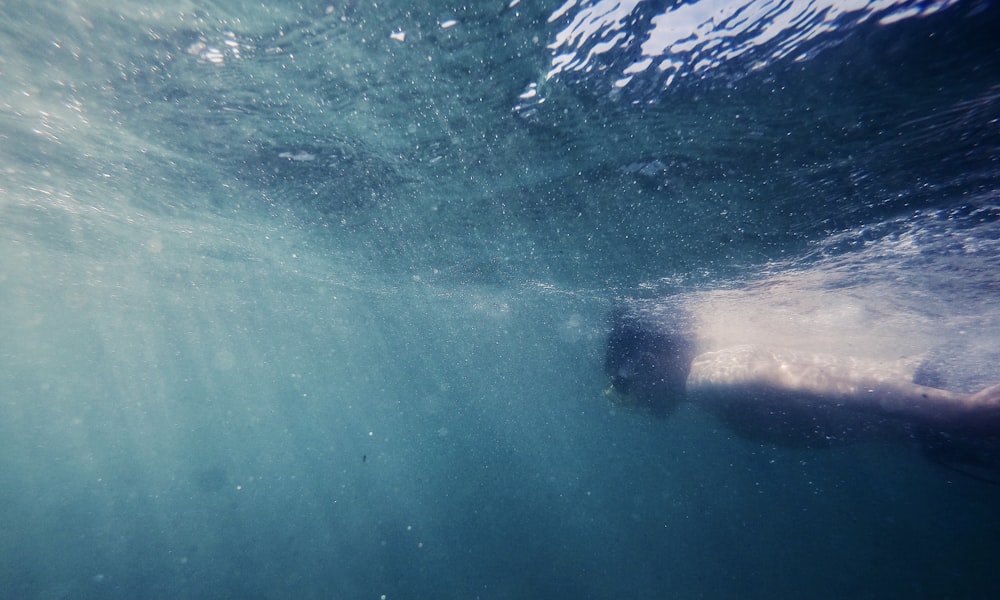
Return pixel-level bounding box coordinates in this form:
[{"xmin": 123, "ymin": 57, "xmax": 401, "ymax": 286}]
[{"xmin": 605, "ymin": 309, "xmax": 1000, "ymax": 448}]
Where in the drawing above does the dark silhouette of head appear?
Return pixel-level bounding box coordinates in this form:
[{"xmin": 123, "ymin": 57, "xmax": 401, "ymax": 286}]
[{"xmin": 604, "ymin": 308, "xmax": 696, "ymax": 417}]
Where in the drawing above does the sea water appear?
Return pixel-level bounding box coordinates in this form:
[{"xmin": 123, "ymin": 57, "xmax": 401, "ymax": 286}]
[{"xmin": 2, "ymin": 1, "xmax": 999, "ymax": 598}]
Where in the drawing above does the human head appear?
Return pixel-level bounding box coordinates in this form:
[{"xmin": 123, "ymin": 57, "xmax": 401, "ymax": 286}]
[{"xmin": 604, "ymin": 307, "xmax": 695, "ymax": 417}]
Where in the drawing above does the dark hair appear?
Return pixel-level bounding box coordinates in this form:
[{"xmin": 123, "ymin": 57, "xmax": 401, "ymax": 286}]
[{"xmin": 604, "ymin": 308, "xmax": 696, "ymax": 417}]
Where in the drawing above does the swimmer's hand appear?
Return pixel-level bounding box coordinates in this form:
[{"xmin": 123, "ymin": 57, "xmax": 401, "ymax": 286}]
[
  {"xmin": 970, "ymin": 383, "xmax": 1000, "ymax": 409},
  {"xmin": 940, "ymin": 383, "xmax": 1000, "ymax": 436}
]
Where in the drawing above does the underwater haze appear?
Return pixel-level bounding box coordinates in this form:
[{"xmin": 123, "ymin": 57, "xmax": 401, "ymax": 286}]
[{"xmin": 2, "ymin": 0, "xmax": 1000, "ymax": 598}]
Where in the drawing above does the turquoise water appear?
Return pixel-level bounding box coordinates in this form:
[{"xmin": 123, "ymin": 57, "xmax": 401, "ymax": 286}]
[{"xmin": 2, "ymin": 1, "xmax": 999, "ymax": 598}]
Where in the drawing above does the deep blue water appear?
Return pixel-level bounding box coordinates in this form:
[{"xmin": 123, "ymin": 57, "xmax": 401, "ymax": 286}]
[{"xmin": 2, "ymin": 1, "xmax": 999, "ymax": 598}]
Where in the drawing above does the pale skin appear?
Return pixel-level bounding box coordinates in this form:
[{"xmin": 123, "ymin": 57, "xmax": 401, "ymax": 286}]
[
  {"xmin": 685, "ymin": 344, "xmax": 1000, "ymax": 440},
  {"xmin": 604, "ymin": 287, "xmax": 999, "ymax": 445}
]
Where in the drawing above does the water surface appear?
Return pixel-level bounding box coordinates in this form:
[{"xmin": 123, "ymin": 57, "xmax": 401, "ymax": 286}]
[{"xmin": 2, "ymin": 1, "xmax": 999, "ymax": 598}]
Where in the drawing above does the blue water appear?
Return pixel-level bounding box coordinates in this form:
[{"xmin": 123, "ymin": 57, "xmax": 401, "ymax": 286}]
[{"xmin": 2, "ymin": 1, "xmax": 999, "ymax": 598}]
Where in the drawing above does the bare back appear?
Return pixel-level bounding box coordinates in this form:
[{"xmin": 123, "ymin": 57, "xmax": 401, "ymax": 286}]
[{"xmin": 686, "ymin": 344, "xmax": 1000, "ymax": 443}]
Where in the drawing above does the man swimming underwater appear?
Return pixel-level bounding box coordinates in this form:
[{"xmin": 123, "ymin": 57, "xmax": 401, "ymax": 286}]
[{"xmin": 605, "ymin": 309, "xmax": 1000, "ymax": 449}]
